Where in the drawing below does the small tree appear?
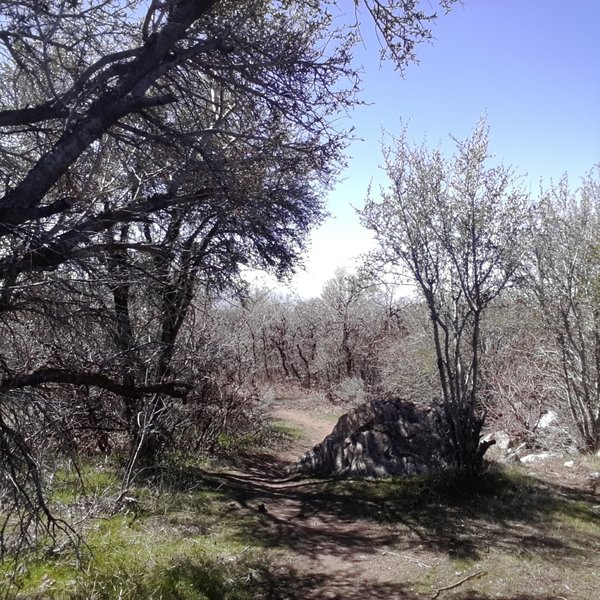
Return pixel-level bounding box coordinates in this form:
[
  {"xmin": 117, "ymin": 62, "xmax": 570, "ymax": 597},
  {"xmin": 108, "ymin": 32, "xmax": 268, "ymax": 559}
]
[
  {"xmin": 360, "ymin": 120, "xmax": 529, "ymax": 475},
  {"xmin": 528, "ymin": 170, "xmax": 600, "ymax": 451}
]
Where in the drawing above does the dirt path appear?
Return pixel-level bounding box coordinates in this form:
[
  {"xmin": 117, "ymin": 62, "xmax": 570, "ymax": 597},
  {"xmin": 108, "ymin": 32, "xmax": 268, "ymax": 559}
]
[
  {"xmin": 266, "ymin": 403, "xmax": 420, "ymax": 598},
  {"xmin": 221, "ymin": 399, "xmax": 422, "ymax": 599},
  {"xmin": 215, "ymin": 397, "xmax": 600, "ymax": 600},
  {"xmin": 270, "ymin": 405, "xmax": 334, "ymax": 462}
]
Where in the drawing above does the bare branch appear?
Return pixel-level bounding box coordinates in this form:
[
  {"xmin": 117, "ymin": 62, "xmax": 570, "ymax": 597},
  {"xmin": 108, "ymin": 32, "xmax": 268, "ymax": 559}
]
[{"xmin": 1, "ymin": 368, "xmax": 192, "ymax": 399}]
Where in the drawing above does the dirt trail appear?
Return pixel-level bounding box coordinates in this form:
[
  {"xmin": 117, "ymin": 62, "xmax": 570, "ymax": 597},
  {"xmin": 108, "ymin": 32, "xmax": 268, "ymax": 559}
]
[
  {"xmin": 270, "ymin": 405, "xmax": 334, "ymax": 462},
  {"xmin": 222, "ymin": 399, "xmax": 421, "ymax": 599},
  {"xmin": 265, "ymin": 404, "xmax": 399, "ymax": 597}
]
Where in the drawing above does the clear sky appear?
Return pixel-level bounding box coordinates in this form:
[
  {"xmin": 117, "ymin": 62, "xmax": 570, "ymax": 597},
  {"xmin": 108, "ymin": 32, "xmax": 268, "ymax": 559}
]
[{"xmin": 263, "ymin": 0, "xmax": 600, "ymax": 299}]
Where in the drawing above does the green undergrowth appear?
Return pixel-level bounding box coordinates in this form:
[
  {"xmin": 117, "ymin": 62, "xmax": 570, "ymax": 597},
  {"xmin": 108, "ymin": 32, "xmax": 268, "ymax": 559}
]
[
  {"xmin": 1, "ymin": 456, "xmax": 285, "ymax": 599},
  {"xmin": 3, "ymin": 535, "xmax": 276, "ymax": 600}
]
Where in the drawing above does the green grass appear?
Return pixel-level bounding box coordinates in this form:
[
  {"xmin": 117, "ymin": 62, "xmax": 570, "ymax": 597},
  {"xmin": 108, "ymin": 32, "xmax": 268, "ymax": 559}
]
[
  {"xmin": 2, "ymin": 459, "xmax": 280, "ymax": 600},
  {"xmin": 50, "ymin": 462, "xmax": 120, "ymax": 503},
  {"xmin": 267, "ymin": 419, "xmax": 304, "ymax": 442},
  {"xmin": 5, "ymin": 535, "xmax": 270, "ymax": 599},
  {"xmin": 215, "ymin": 418, "xmax": 304, "ymax": 456}
]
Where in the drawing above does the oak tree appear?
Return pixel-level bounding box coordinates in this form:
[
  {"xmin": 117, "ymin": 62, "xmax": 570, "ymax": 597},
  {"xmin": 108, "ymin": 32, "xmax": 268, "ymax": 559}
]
[{"xmin": 0, "ymin": 0, "xmax": 457, "ymax": 555}]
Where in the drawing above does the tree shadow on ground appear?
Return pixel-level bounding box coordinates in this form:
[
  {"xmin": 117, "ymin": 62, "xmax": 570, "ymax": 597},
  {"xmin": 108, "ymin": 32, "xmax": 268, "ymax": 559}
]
[
  {"xmin": 252, "ymin": 565, "xmax": 562, "ymax": 600},
  {"xmin": 197, "ymin": 452, "xmax": 600, "ymax": 564},
  {"xmin": 449, "ymin": 596, "xmax": 563, "ymax": 600},
  {"xmin": 259, "ymin": 569, "xmax": 420, "ymax": 600},
  {"xmin": 221, "ymin": 449, "xmax": 294, "ymax": 478},
  {"xmin": 164, "ymin": 560, "xmax": 562, "ymax": 600},
  {"xmin": 134, "ymin": 452, "xmax": 600, "ymax": 599},
  {"xmin": 258, "ymin": 559, "xmax": 579, "ymax": 600}
]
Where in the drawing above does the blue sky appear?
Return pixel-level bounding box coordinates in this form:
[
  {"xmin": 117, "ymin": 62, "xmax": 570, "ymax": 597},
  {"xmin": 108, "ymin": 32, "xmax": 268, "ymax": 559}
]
[{"xmin": 276, "ymin": 0, "xmax": 600, "ymax": 298}]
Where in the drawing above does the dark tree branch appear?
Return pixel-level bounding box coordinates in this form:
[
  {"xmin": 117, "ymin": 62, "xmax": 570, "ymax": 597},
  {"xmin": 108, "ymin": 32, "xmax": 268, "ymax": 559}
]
[
  {"xmin": 0, "ymin": 190, "xmax": 215, "ymax": 277},
  {"xmin": 0, "ymin": 102, "xmax": 68, "ymax": 127},
  {"xmin": 1, "ymin": 368, "xmax": 192, "ymax": 399},
  {"xmin": 0, "ymin": 0, "xmax": 217, "ymax": 231}
]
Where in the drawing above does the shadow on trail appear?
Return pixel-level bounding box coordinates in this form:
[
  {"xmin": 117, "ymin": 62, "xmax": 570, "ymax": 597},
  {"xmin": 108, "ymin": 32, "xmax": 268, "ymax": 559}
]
[
  {"xmin": 255, "ymin": 565, "xmax": 561, "ymax": 600},
  {"xmin": 447, "ymin": 596, "xmax": 565, "ymax": 600},
  {"xmin": 260, "ymin": 570, "xmax": 419, "ymax": 600},
  {"xmin": 221, "ymin": 449, "xmax": 295, "ymax": 479},
  {"xmin": 203, "ymin": 451, "xmax": 600, "ymax": 565},
  {"xmin": 133, "ymin": 451, "xmax": 599, "ymax": 599},
  {"xmin": 262, "ymin": 577, "xmax": 564, "ymax": 600}
]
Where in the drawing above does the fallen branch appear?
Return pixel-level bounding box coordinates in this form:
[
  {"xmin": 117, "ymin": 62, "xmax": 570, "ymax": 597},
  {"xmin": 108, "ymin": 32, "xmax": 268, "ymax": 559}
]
[{"xmin": 431, "ymin": 571, "xmax": 487, "ymax": 599}]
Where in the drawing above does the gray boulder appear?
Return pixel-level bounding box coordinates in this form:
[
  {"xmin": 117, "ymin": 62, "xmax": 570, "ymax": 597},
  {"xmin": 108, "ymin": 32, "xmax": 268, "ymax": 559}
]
[{"xmin": 294, "ymin": 399, "xmax": 455, "ymax": 477}]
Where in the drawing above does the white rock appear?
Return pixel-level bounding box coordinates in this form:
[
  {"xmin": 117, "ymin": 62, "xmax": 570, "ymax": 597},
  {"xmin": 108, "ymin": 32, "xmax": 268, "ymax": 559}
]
[
  {"xmin": 501, "ymin": 451, "xmax": 521, "ymax": 464},
  {"xmin": 482, "ymin": 430, "xmax": 511, "ymax": 450},
  {"xmin": 563, "ymin": 460, "xmax": 575, "ymax": 468},
  {"xmin": 520, "ymin": 452, "xmax": 555, "ymax": 464},
  {"xmin": 537, "ymin": 410, "xmax": 558, "ymax": 429},
  {"xmin": 495, "ymin": 431, "xmax": 512, "ymax": 450}
]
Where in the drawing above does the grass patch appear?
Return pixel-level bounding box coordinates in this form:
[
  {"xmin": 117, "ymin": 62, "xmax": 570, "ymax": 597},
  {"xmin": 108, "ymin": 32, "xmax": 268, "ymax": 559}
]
[
  {"xmin": 267, "ymin": 419, "xmax": 305, "ymax": 442},
  {"xmin": 215, "ymin": 418, "xmax": 304, "ymax": 457},
  {"xmin": 1, "ymin": 459, "xmax": 283, "ymax": 600},
  {"xmin": 4, "ymin": 534, "xmax": 273, "ymax": 599},
  {"xmin": 215, "ymin": 431, "xmax": 264, "ymax": 454},
  {"xmin": 49, "ymin": 462, "xmax": 120, "ymax": 504}
]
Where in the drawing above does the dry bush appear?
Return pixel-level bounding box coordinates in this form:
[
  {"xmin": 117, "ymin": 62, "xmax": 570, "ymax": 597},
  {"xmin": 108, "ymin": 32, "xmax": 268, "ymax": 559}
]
[{"xmin": 480, "ymin": 303, "xmax": 574, "ymax": 450}]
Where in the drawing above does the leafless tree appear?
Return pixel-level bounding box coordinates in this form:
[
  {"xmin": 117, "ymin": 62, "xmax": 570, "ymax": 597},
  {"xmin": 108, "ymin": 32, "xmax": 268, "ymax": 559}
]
[{"xmin": 479, "ymin": 298, "xmax": 566, "ymax": 447}]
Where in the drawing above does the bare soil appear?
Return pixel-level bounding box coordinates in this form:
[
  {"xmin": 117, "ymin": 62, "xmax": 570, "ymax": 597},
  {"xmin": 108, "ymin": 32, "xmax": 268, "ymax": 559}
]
[{"xmin": 215, "ymin": 393, "xmax": 600, "ymax": 600}]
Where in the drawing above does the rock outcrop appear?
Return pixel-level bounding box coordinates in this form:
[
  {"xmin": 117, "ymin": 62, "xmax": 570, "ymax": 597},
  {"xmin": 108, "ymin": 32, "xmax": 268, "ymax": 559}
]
[{"xmin": 294, "ymin": 398, "xmax": 454, "ymax": 477}]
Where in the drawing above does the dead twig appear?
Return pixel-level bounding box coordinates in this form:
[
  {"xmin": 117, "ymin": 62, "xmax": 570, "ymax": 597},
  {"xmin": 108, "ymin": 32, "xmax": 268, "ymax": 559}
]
[
  {"xmin": 381, "ymin": 550, "xmax": 431, "ymax": 568},
  {"xmin": 431, "ymin": 571, "xmax": 487, "ymax": 599}
]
